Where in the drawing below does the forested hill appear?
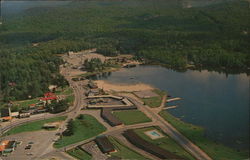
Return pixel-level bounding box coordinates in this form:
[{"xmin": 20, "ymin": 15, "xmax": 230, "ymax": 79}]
[{"xmin": 0, "ymin": 0, "xmax": 249, "ymax": 101}]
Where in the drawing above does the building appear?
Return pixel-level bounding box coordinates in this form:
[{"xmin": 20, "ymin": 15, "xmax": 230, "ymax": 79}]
[
  {"xmin": 0, "ymin": 140, "xmax": 17, "ymax": 154},
  {"xmin": 11, "ymin": 112, "xmax": 19, "ymax": 118},
  {"xmin": 19, "ymin": 111, "xmax": 30, "ymax": 118},
  {"xmin": 88, "ymin": 81, "xmax": 98, "ymax": 89},
  {"xmin": 123, "ymin": 129, "xmax": 183, "ymax": 159},
  {"xmin": 101, "ymin": 108, "xmax": 123, "ymax": 127},
  {"xmin": 43, "ymin": 122, "xmax": 59, "ymax": 129},
  {"xmin": 0, "ymin": 108, "xmax": 12, "ymax": 122},
  {"xmin": 40, "ymin": 92, "xmax": 58, "ymax": 104},
  {"xmin": 95, "ymin": 136, "xmax": 115, "ymax": 154}
]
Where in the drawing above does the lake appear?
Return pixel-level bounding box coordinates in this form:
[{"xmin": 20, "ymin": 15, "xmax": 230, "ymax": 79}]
[
  {"xmin": 91, "ymin": 65, "xmax": 249, "ymax": 150},
  {"xmin": 1, "ymin": 1, "xmax": 71, "ymax": 17}
]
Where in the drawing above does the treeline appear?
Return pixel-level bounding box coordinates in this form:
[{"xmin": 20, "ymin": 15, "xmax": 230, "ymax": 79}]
[{"xmin": 0, "ymin": 0, "xmax": 249, "ymax": 100}]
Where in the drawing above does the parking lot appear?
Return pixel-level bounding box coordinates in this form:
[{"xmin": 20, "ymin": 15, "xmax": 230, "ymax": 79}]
[{"xmin": 1, "ymin": 130, "xmax": 58, "ymax": 160}]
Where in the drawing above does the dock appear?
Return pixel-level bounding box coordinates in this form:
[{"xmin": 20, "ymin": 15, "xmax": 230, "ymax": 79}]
[
  {"xmin": 164, "ymin": 106, "xmax": 178, "ymax": 110},
  {"xmin": 166, "ymin": 97, "xmax": 181, "ymax": 103}
]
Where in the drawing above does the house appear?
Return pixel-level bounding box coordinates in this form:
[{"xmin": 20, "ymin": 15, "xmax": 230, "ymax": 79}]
[
  {"xmin": 95, "ymin": 136, "xmax": 115, "ymax": 154},
  {"xmin": 40, "ymin": 92, "xmax": 58, "ymax": 104},
  {"xmin": 0, "ymin": 140, "xmax": 17, "ymax": 154}
]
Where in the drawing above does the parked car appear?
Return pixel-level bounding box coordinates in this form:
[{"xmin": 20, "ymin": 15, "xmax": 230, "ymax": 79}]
[{"xmin": 25, "ymin": 145, "xmax": 32, "ymax": 150}]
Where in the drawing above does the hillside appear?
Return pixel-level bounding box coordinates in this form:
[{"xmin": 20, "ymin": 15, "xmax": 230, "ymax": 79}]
[{"xmin": 0, "ymin": 0, "xmax": 249, "ymax": 101}]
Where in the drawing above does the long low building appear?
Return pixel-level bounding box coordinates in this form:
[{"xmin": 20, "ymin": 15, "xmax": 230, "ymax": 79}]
[
  {"xmin": 87, "ymin": 95, "xmax": 134, "ymax": 109},
  {"xmin": 95, "ymin": 135, "xmax": 115, "ymax": 154},
  {"xmin": 101, "ymin": 108, "xmax": 123, "ymax": 126},
  {"xmin": 123, "ymin": 129, "xmax": 183, "ymax": 160}
]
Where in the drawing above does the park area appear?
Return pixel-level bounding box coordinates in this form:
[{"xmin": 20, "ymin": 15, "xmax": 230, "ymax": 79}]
[
  {"xmin": 112, "ymin": 110, "xmax": 151, "ymax": 125},
  {"xmin": 136, "ymin": 89, "xmax": 166, "ymax": 108},
  {"xmin": 3, "ymin": 116, "xmax": 67, "ymax": 136},
  {"xmin": 133, "ymin": 126, "xmax": 195, "ymax": 160},
  {"xmin": 54, "ymin": 114, "xmax": 106, "ymax": 148}
]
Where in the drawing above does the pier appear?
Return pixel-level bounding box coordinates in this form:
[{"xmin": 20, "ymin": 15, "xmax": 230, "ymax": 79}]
[
  {"xmin": 164, "ymin": 105, "xmax": 178, "ymax": 110},
  {"xmin": 166, "ymin": 97, "xmax": 181, "ymax": 103}
]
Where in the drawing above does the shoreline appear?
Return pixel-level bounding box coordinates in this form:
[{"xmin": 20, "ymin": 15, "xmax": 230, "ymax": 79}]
[{"xmin": 95, "ymin": 80, "xmax": 154, "ymax": 92}]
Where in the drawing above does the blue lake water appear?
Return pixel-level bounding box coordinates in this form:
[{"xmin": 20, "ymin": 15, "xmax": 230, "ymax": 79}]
[
  {"xmin": 91, "ymin": 65, "xmax": 249, "ymax": 150},
  {"xmin": 1, "ymin": 1, "xmax": 71, "ymax": 17}
]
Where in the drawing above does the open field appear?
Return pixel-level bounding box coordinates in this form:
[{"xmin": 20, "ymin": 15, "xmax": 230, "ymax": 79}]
[
  {"xmin": 3, "ymin": 116, "xmax": 67, "ymax": 136},
  {"xmin": 54, "ymin": 114, "xmax": 106, "ymax": 148},
  {"xmin": 108, "ymin": 136, "xmax": 149, "ymax": 160},
  {"xmin": 13, "ymin": 98, "xmax": 40, "ymax": 109},
  {"xmin": 134, "ymin": 126, "xmax": 195, "ymax": 160},
  {"xmin": 159, "ymin": 111, "xmax": 249, "ymax": 160},
  {"xmin": 112, "ymin": 110, "xmax": 151, "ymax": 125},
  {"xmin": 67, "ymin": 147, "xmax": 92, "ymax": 160},
  {"xmin": 140, "ymin": 89, "xmax": 166, "ymax": 108}
]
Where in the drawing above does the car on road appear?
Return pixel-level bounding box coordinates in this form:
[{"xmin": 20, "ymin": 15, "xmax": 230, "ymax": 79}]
[{"xmin": 25, "ymin": 145, "xmax": 32, "ymax": 150}]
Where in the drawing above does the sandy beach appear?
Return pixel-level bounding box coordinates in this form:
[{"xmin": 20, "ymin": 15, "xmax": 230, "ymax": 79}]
[{"xmin": 95, "ymin": 80, "xmax": 154, "ymax": 92}]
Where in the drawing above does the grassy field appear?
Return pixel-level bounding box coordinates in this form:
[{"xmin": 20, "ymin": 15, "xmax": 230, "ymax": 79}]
[
  {"xmin": 66, "ymin": 95, "xmax": 75, "ymax": 105},
  {"xmin": 108, "ymin": 136, "xmax": 149, "ymax": 160},
  {"xmin": 13, "ymin": 98, "xmax": 40, "ymax": 109},
  {"xmin": 159, "ymin": 111, "xmax": 249, "ymax": 160},
  {"xmin": 56, "ymin": 86, "xmax": 73, "ymax": 95},
  {"xmin": 140, "ymin": 89, "xmax": 166, "ymax": 108},
  {"xmin": 134, "ymin": 126, "xmax": 195, "ymax": 160},
  {"xmin": 67, "ymin": 147, "xmax": 92, "ymax": 160},
  {"xmin": 54, "ymin": 114, "xmax": 106, "ymax": 148},
  {"xmin": 3, "ymin": 116, "xmax": 67, "ymax": 136},
  {"xmin": 112, "ymin": 110, "xmax": 151, "ymax": 125}
]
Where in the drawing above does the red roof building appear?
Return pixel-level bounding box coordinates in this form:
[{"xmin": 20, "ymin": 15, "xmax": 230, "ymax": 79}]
[{"xmin": 40, "ymin": 92, "xmax": 57, "ymax": 102}]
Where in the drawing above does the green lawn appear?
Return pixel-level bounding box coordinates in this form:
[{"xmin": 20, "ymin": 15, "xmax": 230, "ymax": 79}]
[
  {"xmin": 112, "ymin": 110, "xmax": 151, "ymax": 125},
  {"xmin": 134, "ymin": 126, "xmax": 195, "ymax": 160},
  {"xmin": 54, "ymin": 114, "xmax": 106, "ymax": 148},
  {"xmin": 67, "ymin": 147, "xmax": 92, "ymax": 160},
  {"xmin": 159, "ymin": 111, "xmax": 249, "ymax": 160},
  {"xmin": 3, "ymin": 116, "xmax": 67, "ymax": 136},
  {"xmin": 56, "ymin": 86, "xmax": 73, "ymax": 95},
  {"xmin": 66, "ymin": 95, "xmax": 75, "ymax": 105},
  {"xmin": 14, "ymin": 98, "xmax": 40, "ymax": 109},
  {"xmin": 140, "ymin": 89, "xmax": 166, "ymax": 108},
  {"xmin": 108, "ymin": 136, "xmax": 149, "ymax": 160}
]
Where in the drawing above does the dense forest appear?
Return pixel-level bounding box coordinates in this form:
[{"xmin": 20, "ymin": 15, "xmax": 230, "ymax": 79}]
[{"xmin": 0, "ymin": 0, "xmax": 249, "ymax": 101}]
